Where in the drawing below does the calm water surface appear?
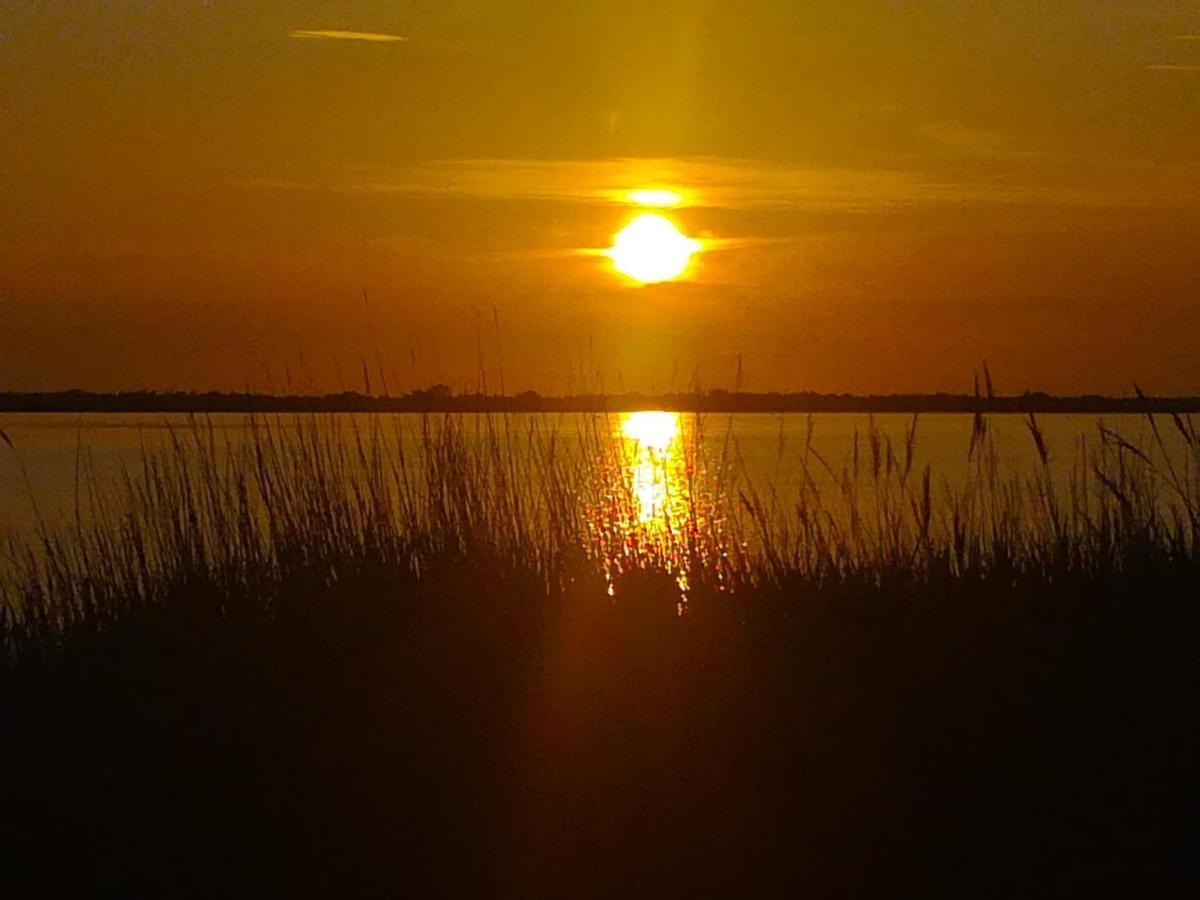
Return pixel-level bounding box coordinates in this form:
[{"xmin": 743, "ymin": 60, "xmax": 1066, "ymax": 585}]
[{"xmin": 0, "ymin": 412, "xmax": 1172, "ymax": 544}]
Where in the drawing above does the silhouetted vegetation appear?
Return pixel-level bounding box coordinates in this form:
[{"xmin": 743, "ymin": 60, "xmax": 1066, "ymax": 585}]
[
  {"xmin": 2, "ymin": 409, "xmax": 1198, "ymax": 896},
  {"xmin": 4, "ymin": 386, "xmax": 1200, "ymax": 414}
]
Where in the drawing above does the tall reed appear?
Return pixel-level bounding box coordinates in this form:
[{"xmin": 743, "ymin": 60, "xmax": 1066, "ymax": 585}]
[{"xmin": 2, "ymin": 407, "xmax": 1197, "ymax": 666}]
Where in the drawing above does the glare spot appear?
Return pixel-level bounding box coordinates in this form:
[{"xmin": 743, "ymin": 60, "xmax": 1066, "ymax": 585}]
[
  {"xmin": 621, "ymin": 411, "xmax": 680, "ymax": 452},
  {"xmin": 627, "ymin": 188, "xmax": 683, "ymax": 208}
]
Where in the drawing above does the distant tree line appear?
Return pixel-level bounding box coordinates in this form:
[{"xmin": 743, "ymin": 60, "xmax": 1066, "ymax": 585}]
[{"xmin": 1, "ymin": 387, "xmax": 1199, "ymax": 414}]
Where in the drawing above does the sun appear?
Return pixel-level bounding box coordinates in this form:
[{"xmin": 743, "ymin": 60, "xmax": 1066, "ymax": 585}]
[{"xmin": 607, "ymin": 214, "xmax": 701, "ymax": 283}]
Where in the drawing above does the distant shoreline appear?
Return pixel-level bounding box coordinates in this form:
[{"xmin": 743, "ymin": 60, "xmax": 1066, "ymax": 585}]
[{"xmin": 2, "ymin": 390, "xmax": 1199, "ymax": 415}]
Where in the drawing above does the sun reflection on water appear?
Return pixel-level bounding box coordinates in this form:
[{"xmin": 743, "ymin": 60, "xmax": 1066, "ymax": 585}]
[
  {"xmin": 621, "ymin": 410, "xmax": 679, "ymax": 450},
  {"xmin": 583, "ymin": 411, "xmax": 730, "ymax": 612},
  {"xmin": 622, "ymin": 411, "xmax": 684, "ymax": 525}
]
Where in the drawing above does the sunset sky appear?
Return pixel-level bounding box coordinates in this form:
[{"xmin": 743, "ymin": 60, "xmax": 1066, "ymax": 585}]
[{"xmin": 2, "ymin": 2, "xmax": 1198, "ymax": 395}]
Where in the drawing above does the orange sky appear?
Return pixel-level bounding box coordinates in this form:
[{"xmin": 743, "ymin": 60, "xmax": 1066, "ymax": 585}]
[{"xmin": 2, "ymin": 2, "xmax": 1198, "ymax": 395}]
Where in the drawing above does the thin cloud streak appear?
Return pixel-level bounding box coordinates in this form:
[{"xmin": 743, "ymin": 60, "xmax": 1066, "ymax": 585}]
[
  {"xmin": 281, "ymin": 156, "xmax": 1200, "ymax": 214},
  {"xmin": 342, "ymin": 158, "xmax": 980, "ymax": 212},
  {"xmin": 1146, "ymin": 64, "xmax": 1200, "ymax": 71},
  {"xmin": 288, "ymin": 30, "xmax": 407, "ymax": 43}
]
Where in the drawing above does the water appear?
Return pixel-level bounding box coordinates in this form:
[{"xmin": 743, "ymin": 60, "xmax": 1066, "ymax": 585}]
[{"xmin": 0, "ymin": 411, "xmax": 1176, "ymax": 544}]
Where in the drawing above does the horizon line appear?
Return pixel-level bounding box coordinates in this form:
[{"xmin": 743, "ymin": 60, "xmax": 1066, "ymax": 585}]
[{"xmin": 2, "ymin": 387, "xmax": 1199, "ymax": 416}]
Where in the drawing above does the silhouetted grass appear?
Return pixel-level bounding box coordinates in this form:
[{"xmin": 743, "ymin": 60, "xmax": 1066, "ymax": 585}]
[{"xmin": 1, "ymin": 410, "xmax": 1198, "ymax": 897}]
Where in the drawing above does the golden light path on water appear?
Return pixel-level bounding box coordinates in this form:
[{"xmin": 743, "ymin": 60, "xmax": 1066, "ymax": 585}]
[
  {"xmin": 622, "ymin": 411, "xmax": 683, "ymax": 525},
  {"xmin": 585, "ymin": 411, "xmax": 731, "ymax": 612}
]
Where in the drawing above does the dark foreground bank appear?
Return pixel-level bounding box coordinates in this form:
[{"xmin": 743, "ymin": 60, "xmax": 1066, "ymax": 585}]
[{"xmin": 3, "ymin": 557, "xmax": 1198, "ymax": 899}]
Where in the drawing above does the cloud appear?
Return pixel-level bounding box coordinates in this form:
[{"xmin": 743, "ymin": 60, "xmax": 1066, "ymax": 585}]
[
  {"xmin": 247, "ymin": 156, "xmax": 1200, "ymax": 215},
  {"xmin": 288, "ymin": 29, "xmax": 407, "ymax": 43},
  {"xmin": 1173, "ymin": 35, "xmax": 1200, "ymax": 41},
  {"xmin": 1146, "ymin": 64, "xmax": 1200, "ymax": 71},
  {"xmin": 343, "ymin": 158, "xmax": 943, "ymax": 212}
]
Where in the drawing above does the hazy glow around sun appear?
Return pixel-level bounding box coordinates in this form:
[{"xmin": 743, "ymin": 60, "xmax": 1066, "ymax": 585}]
[
  {"xmin": 607, "ymin": 214, "xmax": 701, "ymax": 283},
  {"xmin": 626, "ymin": 188, "xmax": 683, "ymax": 207}
]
